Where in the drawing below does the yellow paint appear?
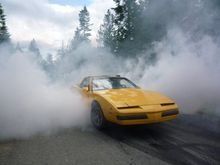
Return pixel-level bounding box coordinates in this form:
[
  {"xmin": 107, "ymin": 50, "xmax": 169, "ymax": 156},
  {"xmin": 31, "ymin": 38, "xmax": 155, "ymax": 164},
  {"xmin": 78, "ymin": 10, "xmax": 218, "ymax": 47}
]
[{"xmin": 77, "ymin": 78, "xmax": 179, "ymax": 125}]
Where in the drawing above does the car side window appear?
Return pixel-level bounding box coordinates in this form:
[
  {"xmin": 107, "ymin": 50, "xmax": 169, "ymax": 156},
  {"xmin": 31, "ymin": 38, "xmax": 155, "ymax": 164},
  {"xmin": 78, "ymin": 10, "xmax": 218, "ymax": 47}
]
[{"xmin": 80, "ymin": 78, "xmax": 89, "ymax": 88}]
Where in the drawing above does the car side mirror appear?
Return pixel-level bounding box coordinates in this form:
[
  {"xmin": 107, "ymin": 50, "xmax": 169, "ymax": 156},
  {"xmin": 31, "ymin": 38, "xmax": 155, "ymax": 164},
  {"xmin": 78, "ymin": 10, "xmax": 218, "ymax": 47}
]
[
  {"xmin": 82, "ymin": 86, "xmax": 89, "ymax": 92},
  {"xmin": 82, "ymin": 84, "xmax": 91, "ymax": 92},
  {"xmin": 88, "ymin": 84, "xmax": 92, "ymax": 91}
]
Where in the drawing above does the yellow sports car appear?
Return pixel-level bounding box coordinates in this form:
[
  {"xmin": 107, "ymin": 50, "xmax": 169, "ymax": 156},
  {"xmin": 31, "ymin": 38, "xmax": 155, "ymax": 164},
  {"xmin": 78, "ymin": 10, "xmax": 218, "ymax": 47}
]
[{"xmin": 77, "ymin": 75, "xmax": 179, "ymax": 129}]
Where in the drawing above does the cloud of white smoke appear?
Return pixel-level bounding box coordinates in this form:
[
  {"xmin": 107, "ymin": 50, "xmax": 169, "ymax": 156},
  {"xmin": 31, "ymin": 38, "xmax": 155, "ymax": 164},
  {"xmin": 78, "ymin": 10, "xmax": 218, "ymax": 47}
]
[
  {"xmin": 1, "ymin": 0, "xmax": 220, "ymax": 140},
  {"xmin": 138, "ymin": 29, "xmax": 220, "ymax": 115},
  {"xmin": 0, "ymin": 48, "xmax": 89, "ymax": 140}
]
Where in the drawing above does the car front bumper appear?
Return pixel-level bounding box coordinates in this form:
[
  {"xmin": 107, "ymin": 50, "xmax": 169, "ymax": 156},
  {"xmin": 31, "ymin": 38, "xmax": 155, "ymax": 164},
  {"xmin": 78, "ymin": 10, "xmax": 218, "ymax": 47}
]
[{"xmin": 115, "ymin": 109, "xmax": 179, "ymax": 125}]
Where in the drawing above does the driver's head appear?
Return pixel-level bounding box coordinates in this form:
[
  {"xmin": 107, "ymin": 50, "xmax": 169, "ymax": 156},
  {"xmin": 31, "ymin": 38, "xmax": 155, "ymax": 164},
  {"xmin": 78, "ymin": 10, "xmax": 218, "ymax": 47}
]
[{"xmin": 111, "ymin": 78, "xmax": 121, "ymax": 88}]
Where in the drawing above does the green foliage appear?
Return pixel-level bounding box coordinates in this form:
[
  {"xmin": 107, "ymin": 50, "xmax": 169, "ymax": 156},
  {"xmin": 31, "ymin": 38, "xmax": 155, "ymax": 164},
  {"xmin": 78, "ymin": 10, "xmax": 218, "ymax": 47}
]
[
  {"xmin": 97, "ymin": 10, "xmax": 116, "ymax": 51},
  {"xmin": 57, "ymin": 41, "xmax": 66, "ymax": 60},
  {"xmin": 28, "ymin": 39, "xmax": 42, "ymax": 63},
  {"xmin": 15, "ymin": 42, "xmax": 23, "ymax": 53},
  {"xmin": 112, "ymin": 0, "xmax": 139, "ymax": 56},
  {"xmin": 98, "ymin": 0, "xmax": 142, "ymax": 57},
  {"xmin": 0, "ymin": 3, "xmax": 10, "ymax": 44},
  {"xmin": 79, "ymin": 6, "xmax": 91, "ymax": 41},
  {"xmin": 70, "ymin": 6, "xmax": 92, "ymax": 49},
  {"xmin": 100, "ymin": 0, "xmax": 212, "ymax": 58}
]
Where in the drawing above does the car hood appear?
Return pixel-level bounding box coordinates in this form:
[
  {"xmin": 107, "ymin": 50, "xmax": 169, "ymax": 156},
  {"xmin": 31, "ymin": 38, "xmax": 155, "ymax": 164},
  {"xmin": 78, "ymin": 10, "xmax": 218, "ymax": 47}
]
[{"xmin": 95, "ymin": 88, "xmax": 174, "ymax": 107}]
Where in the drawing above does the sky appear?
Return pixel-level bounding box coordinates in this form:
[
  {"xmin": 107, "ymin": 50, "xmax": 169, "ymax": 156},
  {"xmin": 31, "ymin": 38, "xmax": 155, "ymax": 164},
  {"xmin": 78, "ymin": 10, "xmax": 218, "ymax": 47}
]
[
  {"xmin": 1, "ymin": 0, "xmax": 114, "ymax": 52},
  {"xmin": 49, "ymin": 0, "xmax": 92, "ymax": 6}
]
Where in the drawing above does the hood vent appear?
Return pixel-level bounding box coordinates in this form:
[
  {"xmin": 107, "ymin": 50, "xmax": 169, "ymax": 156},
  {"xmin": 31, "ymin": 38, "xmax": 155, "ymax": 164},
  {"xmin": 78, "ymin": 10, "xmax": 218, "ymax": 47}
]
[
  {"xmin": 161, "ymin": 103, "xmax": 175, "ymax": 106},
  {"xmin": 117, "ymin": 106, "xmax": 140, "ymax": 109}
]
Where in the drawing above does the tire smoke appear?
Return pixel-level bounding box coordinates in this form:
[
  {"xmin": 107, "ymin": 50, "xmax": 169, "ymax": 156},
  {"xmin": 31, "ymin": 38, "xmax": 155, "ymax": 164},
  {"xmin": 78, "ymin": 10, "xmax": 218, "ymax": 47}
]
[{"xmin": 0, "ymin": 50, "xmax": 89, "ymax": 140}]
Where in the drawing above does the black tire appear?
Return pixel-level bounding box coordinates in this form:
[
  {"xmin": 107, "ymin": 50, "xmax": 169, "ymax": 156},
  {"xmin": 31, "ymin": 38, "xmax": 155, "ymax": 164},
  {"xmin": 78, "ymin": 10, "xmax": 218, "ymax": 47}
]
[{"xmin": 91, "ymin": 101, "xmax": 107, "ymax": 130}]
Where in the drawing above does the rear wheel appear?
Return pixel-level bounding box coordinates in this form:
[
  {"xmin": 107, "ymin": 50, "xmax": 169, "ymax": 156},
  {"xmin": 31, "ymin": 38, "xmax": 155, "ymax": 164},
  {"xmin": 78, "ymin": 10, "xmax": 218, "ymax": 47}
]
[{"xmin": 91, "ymin": 101, "xmax": 106, "ymax": 130}]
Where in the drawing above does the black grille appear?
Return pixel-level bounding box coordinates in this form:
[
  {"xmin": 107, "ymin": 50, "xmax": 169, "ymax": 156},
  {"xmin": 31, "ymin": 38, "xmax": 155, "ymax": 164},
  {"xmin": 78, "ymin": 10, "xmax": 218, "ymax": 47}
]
[
  {"xmin": 162, "ymin": 110, "xmax": 179, "ymax": 117},
  {"xmin": 117, "ymin": 114, "xmax": 147, "ymax": 120}
]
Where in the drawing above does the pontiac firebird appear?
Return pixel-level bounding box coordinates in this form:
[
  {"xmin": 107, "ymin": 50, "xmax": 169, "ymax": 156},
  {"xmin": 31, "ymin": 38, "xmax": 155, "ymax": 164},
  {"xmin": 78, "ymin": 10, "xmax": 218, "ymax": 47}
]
[{"xmin": 77, "ymin": 75, "xmax": 179, "ymax": 129}]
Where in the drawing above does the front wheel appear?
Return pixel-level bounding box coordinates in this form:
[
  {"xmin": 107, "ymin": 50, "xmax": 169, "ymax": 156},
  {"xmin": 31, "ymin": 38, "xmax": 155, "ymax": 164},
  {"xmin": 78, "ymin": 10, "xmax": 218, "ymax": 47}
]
[{"xmin": 91, "ymin": 101, "xmax": 106, "ymax": 130}]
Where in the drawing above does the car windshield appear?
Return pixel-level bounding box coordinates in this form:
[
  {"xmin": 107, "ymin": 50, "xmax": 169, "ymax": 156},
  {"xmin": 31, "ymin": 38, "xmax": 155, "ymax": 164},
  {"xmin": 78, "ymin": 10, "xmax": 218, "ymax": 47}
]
[{"xmin": 92, "ymin": 77, "xmax": 138, "ymax": 91}]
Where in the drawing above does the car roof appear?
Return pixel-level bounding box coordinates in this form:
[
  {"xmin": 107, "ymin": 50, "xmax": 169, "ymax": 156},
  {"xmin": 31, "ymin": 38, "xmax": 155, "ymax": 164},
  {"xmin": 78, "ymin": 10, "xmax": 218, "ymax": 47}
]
[{"xmin": 84, "ymin": 75, "xmax": 123, "ymax": 79}]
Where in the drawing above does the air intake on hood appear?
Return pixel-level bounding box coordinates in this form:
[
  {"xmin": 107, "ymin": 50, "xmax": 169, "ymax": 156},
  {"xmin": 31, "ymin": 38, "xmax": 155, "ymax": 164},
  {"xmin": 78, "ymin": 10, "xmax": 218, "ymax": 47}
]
[
  {"xmin": 117, "ymin": 106, "xmax": 140, "ymax": 109},
  {"xmin": 161, "ymin": 103, "xmax": 175, "ymax": 106}
]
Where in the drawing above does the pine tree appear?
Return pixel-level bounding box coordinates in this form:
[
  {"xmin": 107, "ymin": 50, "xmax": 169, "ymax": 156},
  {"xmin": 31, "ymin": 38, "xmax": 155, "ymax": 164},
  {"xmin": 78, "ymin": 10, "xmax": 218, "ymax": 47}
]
[
  {"xmin": 70, "ymin": 6, "xmax": 92, "ymax": 49},
  {"xmin": 97, "ymin": 10, "xmax": 115, "ymax": 51},
  {"xmin": 46, "ymin": 53, "xmax": 53, "ymax": 65},
  {"xmin": 112, "ymin": 0, "xmax": 126, "ymax": 53},
  {"xmin": 112, "ymin": 0, "xmax": 138, "ymax": 56},
  {"xmin": 15, "ymin": 42, "xmax": 23, "ymax": 52},
  {"xmin": 70, "ymin": 27, "xmax": 82, "ymax": 49},
  {"xmin": 79, "ymin": 6, "xmax": 92, "ymax": 42},
  {"xmin": 74, "ymin": 27, "xmax": 81, "ymax": 42},
  {"xmin": 28, "ymin": 39, "xmax": 41, "ymax": 61},
  {"xmin": 98, "ymin": 0, "xmax": 152, "ymax": 57},
  {"xmin": 103, "ymin": 0, "xmax": 161, "ymax": 57},
  {"xmin": 57, "ymin": 41, "xmax": 66, "ymax": 60},
  {"xmin": 0, "ymin": 3, "xmax": 10, "ymax": 44}
]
